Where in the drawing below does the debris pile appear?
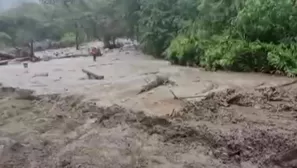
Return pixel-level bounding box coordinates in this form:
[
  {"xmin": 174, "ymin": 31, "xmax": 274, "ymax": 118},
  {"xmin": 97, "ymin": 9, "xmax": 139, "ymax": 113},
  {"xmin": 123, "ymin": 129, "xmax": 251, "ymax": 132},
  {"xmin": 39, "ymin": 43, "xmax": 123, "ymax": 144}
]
[
  {"xmin": 138, "ymin": 75, "xmax": 176, "ymax": 94},
  {"xmin": 1, "ymin": 84, "xmax": 297, "ymax": 167}
]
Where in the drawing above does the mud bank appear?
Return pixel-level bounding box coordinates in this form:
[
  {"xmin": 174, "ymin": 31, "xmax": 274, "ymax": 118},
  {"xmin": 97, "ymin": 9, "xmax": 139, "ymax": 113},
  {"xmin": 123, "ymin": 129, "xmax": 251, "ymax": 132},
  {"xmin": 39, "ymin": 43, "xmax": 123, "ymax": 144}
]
[{"xmin": 0, "ymin": 85, "xmax": 296, "ymax": 168}]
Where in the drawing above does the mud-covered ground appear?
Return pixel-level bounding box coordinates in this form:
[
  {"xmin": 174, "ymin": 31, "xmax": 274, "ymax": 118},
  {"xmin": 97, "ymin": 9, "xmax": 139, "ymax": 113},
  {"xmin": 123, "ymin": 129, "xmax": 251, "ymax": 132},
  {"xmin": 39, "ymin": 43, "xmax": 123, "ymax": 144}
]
[{"xmin": 1, "ymin": 83, "xmax": 297, "ymax": 168}]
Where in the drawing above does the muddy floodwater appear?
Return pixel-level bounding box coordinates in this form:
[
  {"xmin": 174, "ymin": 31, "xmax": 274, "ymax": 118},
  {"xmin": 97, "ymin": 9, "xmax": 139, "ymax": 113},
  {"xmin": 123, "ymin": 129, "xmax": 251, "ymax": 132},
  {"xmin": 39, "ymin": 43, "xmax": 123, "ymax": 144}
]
[{"xmin": 0, "ymin": 43, "xmax": 296, "ymax": 167}]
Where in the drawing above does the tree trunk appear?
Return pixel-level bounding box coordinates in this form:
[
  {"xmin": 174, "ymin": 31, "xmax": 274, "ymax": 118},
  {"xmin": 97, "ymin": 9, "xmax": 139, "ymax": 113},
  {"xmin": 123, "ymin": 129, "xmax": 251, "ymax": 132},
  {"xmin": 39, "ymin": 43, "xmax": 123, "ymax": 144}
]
[
  {"xmin": 75, "ymin": 22, "xmax": 79, "ymax": 50},
  {"xmin": 93, "ymin": 22, "xmax": 98, "ymax": 40},
  {"xmin": 112, "ymin": 37, "xmax": 116, "ymax": 46},
  {"xmin": 29, "ymin": 40, "xmax": 34, "ymax": 61},
  {"xmin": 135, "ymin": 25, "xmax": 139, "ymax": 41},
  {"xmin": 103, "ymin": 35, "xmax": 111, "ymax": 49},
  {"xmin": 75, "ymin": 36, "xmax": 79, "ymax": 50}
]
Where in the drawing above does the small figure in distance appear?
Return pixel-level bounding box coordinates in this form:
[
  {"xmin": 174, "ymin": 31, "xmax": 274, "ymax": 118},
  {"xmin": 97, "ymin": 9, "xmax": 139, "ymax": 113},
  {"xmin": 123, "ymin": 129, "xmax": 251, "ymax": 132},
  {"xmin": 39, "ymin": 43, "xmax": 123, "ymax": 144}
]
[{"xmin": 90, "ymin": 47, "xmax": 102, "ymax": 62}]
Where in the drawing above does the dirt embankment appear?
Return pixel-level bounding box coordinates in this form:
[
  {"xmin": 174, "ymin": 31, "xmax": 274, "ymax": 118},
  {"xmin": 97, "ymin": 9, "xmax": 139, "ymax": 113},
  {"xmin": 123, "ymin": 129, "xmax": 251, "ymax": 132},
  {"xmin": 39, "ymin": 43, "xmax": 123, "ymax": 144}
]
[{"xmin": 0, "ymin": 83, "xmax": 297, "ymax": 168}]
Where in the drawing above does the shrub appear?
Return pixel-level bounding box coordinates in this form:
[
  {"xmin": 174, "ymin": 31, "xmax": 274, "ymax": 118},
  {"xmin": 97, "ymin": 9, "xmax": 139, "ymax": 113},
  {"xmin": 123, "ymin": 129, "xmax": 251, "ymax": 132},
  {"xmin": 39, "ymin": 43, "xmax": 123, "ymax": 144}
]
[
  {"xmin": 198, "ymin": 35, "xmax": 297, "ymax": 76},
  {"xmin": 140, "ymin": 31, "xmax": 174, "ymax": 58},
  {"xmin": 59, "ymin": 32, "xmax": 76, "ymax": 47},
  {"xmin": 165, "ymin": 35, "xmax": 203, "ymax": 65},
  {"xmin": 166, "ymin": 34, "xmax": 275, "ymax": 73},
  {"xmin": 0, "ymin": 32, "xmax": 12, "ymax": 44},
  {"xmin": 268, "ymin": 44, "xmax": 297, "ymax": 76},
  {"xmin": 202, "ymin": 36, "xmax": 273, "ymax": 72}
]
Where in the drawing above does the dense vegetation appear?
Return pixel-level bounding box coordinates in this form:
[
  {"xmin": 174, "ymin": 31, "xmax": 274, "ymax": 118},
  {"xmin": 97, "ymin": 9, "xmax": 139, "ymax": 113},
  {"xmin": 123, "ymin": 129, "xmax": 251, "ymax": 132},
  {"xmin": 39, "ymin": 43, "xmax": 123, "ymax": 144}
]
[{"xmin": 1, "ymin": 0, "xmax": 297, "ymax": 76}]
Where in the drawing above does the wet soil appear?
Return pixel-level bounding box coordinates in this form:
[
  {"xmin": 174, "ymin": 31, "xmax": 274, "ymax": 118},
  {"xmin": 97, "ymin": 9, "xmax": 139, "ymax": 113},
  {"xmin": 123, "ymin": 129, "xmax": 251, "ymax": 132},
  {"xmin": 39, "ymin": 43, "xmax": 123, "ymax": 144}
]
[{"xmin": 1, "ymin": 83, "xmax": 297, "ymax": 168}]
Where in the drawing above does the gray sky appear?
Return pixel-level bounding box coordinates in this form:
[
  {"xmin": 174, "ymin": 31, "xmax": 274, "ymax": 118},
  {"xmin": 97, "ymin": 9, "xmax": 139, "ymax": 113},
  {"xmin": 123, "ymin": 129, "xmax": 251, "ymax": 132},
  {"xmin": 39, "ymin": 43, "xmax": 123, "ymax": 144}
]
[{"xmin": 0, "ymin": 0, "xmax": 38, "ymax": 11}]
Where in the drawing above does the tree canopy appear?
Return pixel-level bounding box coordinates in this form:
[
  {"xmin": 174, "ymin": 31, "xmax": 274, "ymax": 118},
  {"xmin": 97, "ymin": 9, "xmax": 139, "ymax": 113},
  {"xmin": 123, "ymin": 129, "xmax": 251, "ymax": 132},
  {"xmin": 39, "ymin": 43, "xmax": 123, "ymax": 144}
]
[{"xmin": 0, "ymin": 0, "xmax": 297, "ymax": 76}]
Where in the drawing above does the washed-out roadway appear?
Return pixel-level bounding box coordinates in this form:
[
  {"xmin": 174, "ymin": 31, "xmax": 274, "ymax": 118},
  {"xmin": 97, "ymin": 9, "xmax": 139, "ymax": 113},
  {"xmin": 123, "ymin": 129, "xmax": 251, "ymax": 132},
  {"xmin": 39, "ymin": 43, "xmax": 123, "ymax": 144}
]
[{"xmin": 0, "ymin": 44, "xmax": 292, "ymax": 116}]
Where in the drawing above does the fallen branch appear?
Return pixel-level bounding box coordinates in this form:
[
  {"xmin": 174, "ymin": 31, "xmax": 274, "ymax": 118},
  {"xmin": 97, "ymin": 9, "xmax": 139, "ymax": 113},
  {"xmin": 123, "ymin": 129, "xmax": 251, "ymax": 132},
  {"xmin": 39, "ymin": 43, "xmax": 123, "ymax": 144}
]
[
  {"xmin": 168, "ymin": 89, "xmax": 200, "ymax": 116},
  {"xmin": 169, "ymin": 89, "xmax": 207, "ymax": 100},
  {"xmin": 277, "ymin": 79, "xmax": 297, "ymax": 88},
  {"xmin": 0, "ymin": 60, "xmax": 9, "ymax": 66},
  {"xmin": 144, "ymin": 78, "xmax": 150, "ymax": 84},
  {"xmin": 169, "ymin": 89, "xmax": 179, "ymax": 99},
  {"xmin": 141, "ymin": 71, "xmax": 159, "ymax": 76},
  {"xmin": 0, "ymin": 52, "xmax": 15, "ymax": 60},
  {"xmin": 254, "ymin": 82, "xmax": 265, "ymax": 88},
  {"xmin": 59, "ymin": 54, "xmax": 90, "ymax": 59},
  {"xmin": 178, "ymin": 95, "xmax": 207, "ymax": 99},
  {"xmin": 82, "ymin": 69, "xmax": 104, "ymax": 80},
  {"xmin": 32, "ymin": 73, "xmax": 49, "ymax": 78},
  {"xmin": 256, "ymin": 79, "xmax": 297, "ymax": 91},
  {"xmin": 14, "ymin": 57, "xmax": 31, "ymax": 62},
  {"xmin": 44, "ymin": 54, "xmax": 90, "ymax": 61},
  {"xmin": 138, "ymin": 75, "xmax": 174, "ymax": 94}
]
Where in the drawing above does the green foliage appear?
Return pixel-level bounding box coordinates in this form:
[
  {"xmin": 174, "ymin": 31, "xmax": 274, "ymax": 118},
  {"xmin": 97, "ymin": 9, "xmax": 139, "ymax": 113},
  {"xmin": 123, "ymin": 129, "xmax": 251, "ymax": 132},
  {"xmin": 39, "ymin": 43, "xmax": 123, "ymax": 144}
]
[
  {"xmin": 196, "ymin": 0, "xmax": 244, "ymax": 33},
  {"xmin": 200, "ymin": 36, "xmax": 273, "ymax": 72},
  {"xmin": 0, "ymin": 32, "xmax": 12, "ymax": 43},
  {"xmin": 234, "ymin": 0, "xmax": 297, "ymax": 42},
  {"xmin": 163, "ymin": 0, "xmax": 297, "ymax": 76},
  {"xmin": 1, "ymin": 0, "xmax": 297, "ymax": 76},
  {"xmin": 268, "ymin": 44, "xmax": 297, "ymax": 76},
  {"xmin": 137, "ymin": 0, "xmax": 202, "ymax": 57},
  {"xmin": 59, "ymin": 32, "xmax": 76, "ymax": 47},
  {"xmin": 137, "ymin": 0, "xmax": 179, "ymax": 56},
  {"xmin": 0, "ymin": 32, "xmax": 11, "ymax": 49},
  {"xmin": 165, "ymin": 35, "xmax": 202, "ymax": 65},
  {"xmin": 0, "ymin": 0, "xmax": 131, "ymax": 48},
  {"xmin": 166, "ymin": 34, "xmax": 297, "ymax": 76}
]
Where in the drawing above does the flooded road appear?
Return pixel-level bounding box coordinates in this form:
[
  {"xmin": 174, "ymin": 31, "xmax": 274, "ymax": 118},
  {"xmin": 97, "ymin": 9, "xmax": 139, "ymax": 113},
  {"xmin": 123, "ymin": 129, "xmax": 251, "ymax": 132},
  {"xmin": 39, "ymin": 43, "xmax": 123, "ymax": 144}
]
[
  {"xmin": 0, "ymin": 43, "xmax": 292, "ymax": 115},
  {"xmin": 0, "ymin": 44, "xmax": 297, "ymax": 167}
]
